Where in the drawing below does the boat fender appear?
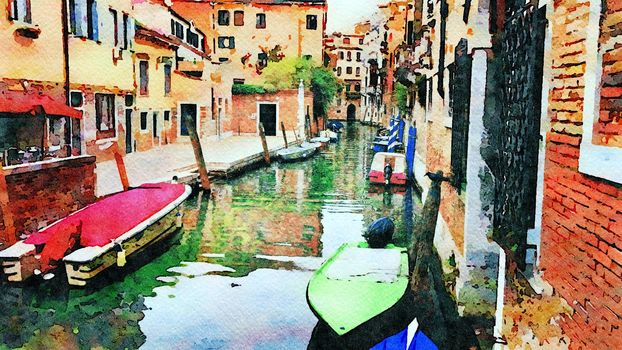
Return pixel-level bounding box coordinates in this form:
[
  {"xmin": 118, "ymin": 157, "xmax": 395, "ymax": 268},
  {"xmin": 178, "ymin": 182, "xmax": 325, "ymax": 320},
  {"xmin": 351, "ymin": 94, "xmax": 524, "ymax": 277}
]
[
  {"xmin": 114, "ymin": 243, "xmax": 127, "ymax": 267},
  {"xmin": 176, "ymin": 211, "xmax": 183, "ymax": 228}
]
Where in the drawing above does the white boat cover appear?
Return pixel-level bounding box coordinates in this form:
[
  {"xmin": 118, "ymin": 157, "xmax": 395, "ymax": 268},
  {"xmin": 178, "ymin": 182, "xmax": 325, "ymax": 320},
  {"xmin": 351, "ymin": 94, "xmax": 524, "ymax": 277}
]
[{"xmin": 325, "ymin": 247, "xmax": 402, "ymax": 283}]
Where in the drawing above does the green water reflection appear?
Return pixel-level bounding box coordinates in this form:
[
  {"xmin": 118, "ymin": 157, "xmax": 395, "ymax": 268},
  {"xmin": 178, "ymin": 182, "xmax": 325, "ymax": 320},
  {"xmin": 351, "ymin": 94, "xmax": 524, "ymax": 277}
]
[{"xmin": 0, "ymin": 124, "xmax": 422, "ymax": 350}]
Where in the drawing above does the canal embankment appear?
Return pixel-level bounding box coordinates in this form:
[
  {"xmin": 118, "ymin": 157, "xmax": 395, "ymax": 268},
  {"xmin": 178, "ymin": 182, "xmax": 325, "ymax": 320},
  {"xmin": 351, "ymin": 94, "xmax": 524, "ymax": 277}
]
[{"xmin": 95, "ymin": 133, "xmax": 301, "ymax": 197}]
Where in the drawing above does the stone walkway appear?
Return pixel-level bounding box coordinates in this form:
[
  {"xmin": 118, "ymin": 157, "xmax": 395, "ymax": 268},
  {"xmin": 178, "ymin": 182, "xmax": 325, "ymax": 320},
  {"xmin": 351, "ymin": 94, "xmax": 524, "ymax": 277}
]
[{"xmin": 96, "ymin": 133, "xmax": 298, "ymax": 196}]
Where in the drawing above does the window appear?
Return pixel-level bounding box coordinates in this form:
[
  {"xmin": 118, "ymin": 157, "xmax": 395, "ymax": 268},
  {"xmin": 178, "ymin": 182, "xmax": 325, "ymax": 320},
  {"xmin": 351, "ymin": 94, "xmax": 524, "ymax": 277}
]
[
  {"xmin": 152, "ymin": 112, "xmax": 159, "ymax": 138},
  {"xmin": 218, "ymin": 10, "xmax": 230, "ymax": 26},
  {"xmin": 218, "ymin": 36, "xmax": 235, "ymax": 49},
  {"xmin": 95, "ymin": 94, "xmax": 115, "ymax": 139},
  {"xmin": 356, "ymin": 52, "xmax": 361, "ymax": 61},
  {"xmin": 9, "ymin": 0, "xmax": 31, "ymax": 23},
  {"xmin": 164, "ymin": 110, "xmax": 170, "ymax": 121},
  {"xmin": 234, "ymin": 11, "xmax": 244, "ymax": 26},
  {"xmin": 69, "ymin": 0, "xmax": 98, "ymax": 40},
  {"xmin": 347, "ymin": 51, "xmax": 352, "ymax": 61},
  {"xmin": 124, "ymin": 94, "xmax": 134, "ymax": 107},
  {"xmin": 70, "ymin": 91, "xmax": 84, "ymax": 108},
  {"xmin": 337, "ymin": 67, "xmax": 342, "ymax": 76},
  {"xmin": 306, "ymin": 15, "xmax": 317, "ymax": 30},
  {"xmin": 579, "ymin": 0, "xmax": 622, "ymax": 183},
  {"xmin": 339, "ymin": 52, "xmax": 344, "ymax": 60},
  {"xmin": 139, "ymin": 61, "xmax": 149, "ymax": 96},
  {"xmin": 356, "ymin": 67, "xmax": 360, "ymax": 76},
  {"xmin": 256, "ymin": 13, "xmax": 266, "ymax": 29},
  {"xmin": 187, "ymin": 29, "xmax": 199, "ymax": 47},
  {"xmin": 258, "ymin": 52, "xmax": 268, "ymax": 67},
  {"xmin": 86, "ymin": 0, "xmax": 98, "ymax": 41},
  {"xmin": 171, "ymin": 20, "xmax": 184, "ymax": 39},
  {"xmin": 346, "ymin": 84, "xmax": 351, "ymax": 92},
  {"xmin": 355, "ymin": 84, "xmax": 361, "ymax": 92},
  {"xmin": 164, "ymin": 64, "xmax": 171, "ymax": 96},
  {"xmin": 359, "ymin": 38, "xmax": 364, "ymax": 45},
  {"xmin": 346, "ymin": 67, "xmax": 352, "ymax": 74},
  {"xmin": 343, "ymin": 37, "xmax": 350, "ymax": 44},
  {"xmin": 69, "ymin": 0, "xmax": 78, "ymax": 34},
  {"xmin": 122, "ymin": 13, "xmax": 129, "ymax": 49},
  {"xmin": 140, "ymin": 112, "xmax": 148, "ymax": 131},
  {"xmin": 407, "ymin": 21, "xmax": 414, "ymax": 45},
  {"xmin": 110, "ymin": 9, "xmax": 118, "ymax": 46},
  {"xmin": 463, "ymin": 0, "xmax": 472, "ymax": 23},
  {"xmin": 417, "ymin": 77, "xmax": 427, "ymax": 109}
]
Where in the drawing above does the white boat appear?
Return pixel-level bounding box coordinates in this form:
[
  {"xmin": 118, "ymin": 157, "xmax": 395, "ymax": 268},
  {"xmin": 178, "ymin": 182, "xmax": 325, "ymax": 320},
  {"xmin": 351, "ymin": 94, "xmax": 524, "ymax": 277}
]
[{"xmin": 277, "ymin": 142, "xmax": 320, "ymax": 162}]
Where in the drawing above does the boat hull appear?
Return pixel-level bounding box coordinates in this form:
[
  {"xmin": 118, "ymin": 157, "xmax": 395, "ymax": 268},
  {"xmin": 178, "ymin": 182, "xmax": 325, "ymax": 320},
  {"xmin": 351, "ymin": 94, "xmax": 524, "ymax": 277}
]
[
  {"xmin": 0, "ymin": 184, "xmax": 192, "ymax": 286},
  {"xmin": 63, "ymin": 206, "xmax": 182, "ymax": 286},
  {"xmin": 0, "ymin": 242, "xmax": 39, "ymax": 282},
  {"xmin": 308, "ymin": 289, "xmax": 416, "ymax": 349},
  {"xmin": 368, "ymin": 170, "xmax": 408, "ymax": 186},
  {"xmin": 277, "ymin": 144, "xmax": 319, "ymax": 162},
  {"xmin": 307, "ymin": 243, "xmax": 410, "ymax": 339}
]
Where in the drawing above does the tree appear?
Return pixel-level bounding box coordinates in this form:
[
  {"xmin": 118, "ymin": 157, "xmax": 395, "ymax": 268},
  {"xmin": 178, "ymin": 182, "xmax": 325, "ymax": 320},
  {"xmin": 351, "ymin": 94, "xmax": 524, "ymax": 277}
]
[
  {"xmin": 246, "ymin": 57, "xmax": 341, "ymax": 120},
  {"xmin": 310, "ymin": 66, "xmax": 340, "ymax": 120},
  {"xmin": 393, "ymin": 82, "xmax": 408, "ymax": 116}
]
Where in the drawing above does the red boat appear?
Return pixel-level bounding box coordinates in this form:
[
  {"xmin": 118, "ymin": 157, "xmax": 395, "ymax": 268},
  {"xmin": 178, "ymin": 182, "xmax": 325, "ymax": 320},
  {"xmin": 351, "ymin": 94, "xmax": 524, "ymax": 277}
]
[
  {"xmin": 369, "ymin": 152, "xmax": 407, "ymax": 186},
  {"xmin": 0, "ymin": 183, "xmax": 191, "ymax": 286}
]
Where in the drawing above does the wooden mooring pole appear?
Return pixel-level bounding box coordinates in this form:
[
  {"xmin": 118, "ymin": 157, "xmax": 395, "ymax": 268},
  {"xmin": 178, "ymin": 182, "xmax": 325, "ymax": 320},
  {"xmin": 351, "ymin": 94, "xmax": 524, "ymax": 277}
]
[
  {"xmin": 113, "ymin": 148, "xmax": 130, "ymax": 192},
  {"xmin": 258, "ymin": 123, "xmax": 271, "ymax": 164},
  {"xmin": 280, "ymin": 122, "xmax": 288, "ymax": 149},
  {"xmin": 184, "ymin": 114, "xmax": 211, "ymax": 191},
  {"xmin": 0, "ymin": 162, "xmax": 16, "ymax": 245}
]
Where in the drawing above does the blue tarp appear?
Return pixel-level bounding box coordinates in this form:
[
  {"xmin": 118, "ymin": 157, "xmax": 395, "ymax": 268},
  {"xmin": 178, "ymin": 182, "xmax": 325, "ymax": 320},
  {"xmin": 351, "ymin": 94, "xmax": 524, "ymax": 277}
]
[
  {"xmin": 370, "ymin": 330, "xmax": 438, "ymax": 350},
  {"xmin": 405, "ymin": 126, "xmax": 416, "ymax": 180},
  {"xmin": 397, "ymin": 118, "xmax": 406, "ymax": 143},
  {"xmin": 327, "ymin": 121, "xmax": 344, "ymax": 131},
  {"xmin": 387, "ymin": 115, "xmax": 399, "ymax": 153}
]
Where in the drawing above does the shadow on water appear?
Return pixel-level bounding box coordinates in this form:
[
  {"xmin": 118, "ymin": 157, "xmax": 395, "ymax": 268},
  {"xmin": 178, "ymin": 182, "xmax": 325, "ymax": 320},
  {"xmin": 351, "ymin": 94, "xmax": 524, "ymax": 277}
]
[{"xmin": 0, "ymin": 124, "xmax": 435, "ymax": 350}]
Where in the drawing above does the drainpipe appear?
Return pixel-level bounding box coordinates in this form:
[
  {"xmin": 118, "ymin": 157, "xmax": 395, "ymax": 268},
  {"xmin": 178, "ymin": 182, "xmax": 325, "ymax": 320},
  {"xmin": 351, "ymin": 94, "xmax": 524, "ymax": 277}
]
[
  {"xmin": 61, "ymin": 0, "xmax": 73, "ymax": 154},
  {"xmin": 61, "ymin": 0, "xmax": 70, "ymax": 104}
]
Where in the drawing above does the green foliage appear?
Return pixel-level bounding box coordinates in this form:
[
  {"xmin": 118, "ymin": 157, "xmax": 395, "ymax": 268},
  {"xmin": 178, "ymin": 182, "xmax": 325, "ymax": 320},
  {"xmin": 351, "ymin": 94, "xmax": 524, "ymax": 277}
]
[
  {"xmin": 310, "ymin": 66, "xmax": 340, "ymax": 117},
  {"xmin": 245, "ymin": 57, "xmax": 340, "ymax": 117},
  {"xmin": 393, "ymin": 82, "xmax": 409, "ymax": 116},
  {"xmin": 232, "ymin": 84, "xmax": 267, "ymax": 95},
  {"xmin": 253, "ymin": 57, "xmax": 315, "ymax": 90}
]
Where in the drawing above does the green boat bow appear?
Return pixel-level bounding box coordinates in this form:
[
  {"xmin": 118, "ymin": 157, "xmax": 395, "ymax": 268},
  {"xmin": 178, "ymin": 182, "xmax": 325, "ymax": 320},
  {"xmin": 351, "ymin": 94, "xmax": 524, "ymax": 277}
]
[{"xmin": 306, "ymin": 242, "xmax": 409, "ymax": 336}]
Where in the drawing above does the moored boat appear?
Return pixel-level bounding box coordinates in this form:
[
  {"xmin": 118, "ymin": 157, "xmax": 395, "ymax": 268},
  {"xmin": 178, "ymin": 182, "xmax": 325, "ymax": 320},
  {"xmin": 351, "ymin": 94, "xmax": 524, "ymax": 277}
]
[
  {"xmin": 0, "ymin": 183, "xmax": 191, "ymax": 286},
  {"xmin": 307, "ymin": 217, "xmax": 417, "ymax": 349},
  {"xmin": 369, "ymin": 152, "xmax": 407, "ymax": 186},
  {"xmin": 372, "ymin": 139, "xmax": 389, "ymax": 152},
  {"xmin": 276, "ymin": 142, "xmax": 320, "ymax": 162},
  {"xmin": 309, "ymin": 136, "xmax": 330, "ymax": 148},
  {"xmin": 326, "ymin": 130, "xmax": 339, "ymax": 143}
]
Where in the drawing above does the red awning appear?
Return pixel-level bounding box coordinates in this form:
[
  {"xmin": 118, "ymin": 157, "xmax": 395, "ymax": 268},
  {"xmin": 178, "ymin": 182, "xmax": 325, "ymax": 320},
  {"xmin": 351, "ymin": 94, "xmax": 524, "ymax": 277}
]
[{"xmin": 0, "ymin": 91, "xmax": 82, "ymax": 119}]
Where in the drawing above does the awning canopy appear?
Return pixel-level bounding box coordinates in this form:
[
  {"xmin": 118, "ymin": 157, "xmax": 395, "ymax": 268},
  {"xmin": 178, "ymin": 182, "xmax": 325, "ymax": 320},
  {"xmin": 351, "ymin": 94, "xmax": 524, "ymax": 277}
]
[{"xmin": 0, "ymin": 91, "xmax": 82, "ymax": 119}]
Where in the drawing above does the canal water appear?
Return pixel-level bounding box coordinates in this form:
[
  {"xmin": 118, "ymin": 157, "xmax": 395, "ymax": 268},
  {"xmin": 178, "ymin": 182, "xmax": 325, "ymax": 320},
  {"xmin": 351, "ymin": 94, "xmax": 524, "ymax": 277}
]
[{"xmin": 0, "ymin": 124, "xmax": 422, "ymax": 350}]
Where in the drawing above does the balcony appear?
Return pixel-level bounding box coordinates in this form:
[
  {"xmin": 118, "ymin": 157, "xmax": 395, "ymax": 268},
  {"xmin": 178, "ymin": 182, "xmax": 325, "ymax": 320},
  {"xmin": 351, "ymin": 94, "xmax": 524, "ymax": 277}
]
[{"xmin": 178, "ymin": 60, "xmax": 205, "ymax": 78}]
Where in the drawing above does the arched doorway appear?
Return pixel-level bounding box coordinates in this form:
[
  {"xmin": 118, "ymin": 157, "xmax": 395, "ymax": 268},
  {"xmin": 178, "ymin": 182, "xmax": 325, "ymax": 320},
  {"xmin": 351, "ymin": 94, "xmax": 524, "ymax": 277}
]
[{"xmin": 347, "ymin": 104, "xmax": 356, "ymax": 122}]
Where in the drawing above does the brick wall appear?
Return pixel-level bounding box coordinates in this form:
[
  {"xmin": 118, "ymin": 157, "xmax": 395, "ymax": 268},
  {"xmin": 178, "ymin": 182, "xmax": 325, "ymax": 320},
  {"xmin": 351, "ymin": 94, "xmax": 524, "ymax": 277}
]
[
  {"xmin": 595, "ymin": 0, "xmax": 622, "ymax": 147},
  {"xmin": 228, "ymin": 89, "xmax": 314, "ymax": 134},
  {"xmin": 0, "ymin": 156, "xmax": 96, "ymax": 247},
  {"xmin": 541, "ymin": 0, "xmax": 622, "ymax": 348}
]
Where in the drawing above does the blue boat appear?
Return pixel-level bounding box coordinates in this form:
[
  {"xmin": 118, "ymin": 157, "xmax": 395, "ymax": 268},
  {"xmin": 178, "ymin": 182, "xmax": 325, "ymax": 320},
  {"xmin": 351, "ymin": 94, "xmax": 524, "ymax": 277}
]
[
  {"xmin": 371, "ymin": 318, "xmax": 438, "ymax": 350},
  {"xmin": 373, "ymin": 140, "xmax": 389, "ymax": 153}
]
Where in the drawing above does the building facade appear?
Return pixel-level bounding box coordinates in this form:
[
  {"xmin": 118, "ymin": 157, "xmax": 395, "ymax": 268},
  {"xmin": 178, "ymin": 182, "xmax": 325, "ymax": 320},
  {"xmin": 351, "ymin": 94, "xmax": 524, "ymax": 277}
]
[
  {"xmin": 172, "ymin": 0, "xmax": 327, "ymax": 84},
  {"xmin": 326, "ymin": 33, "xmax": 366, "ymax": 121}
]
